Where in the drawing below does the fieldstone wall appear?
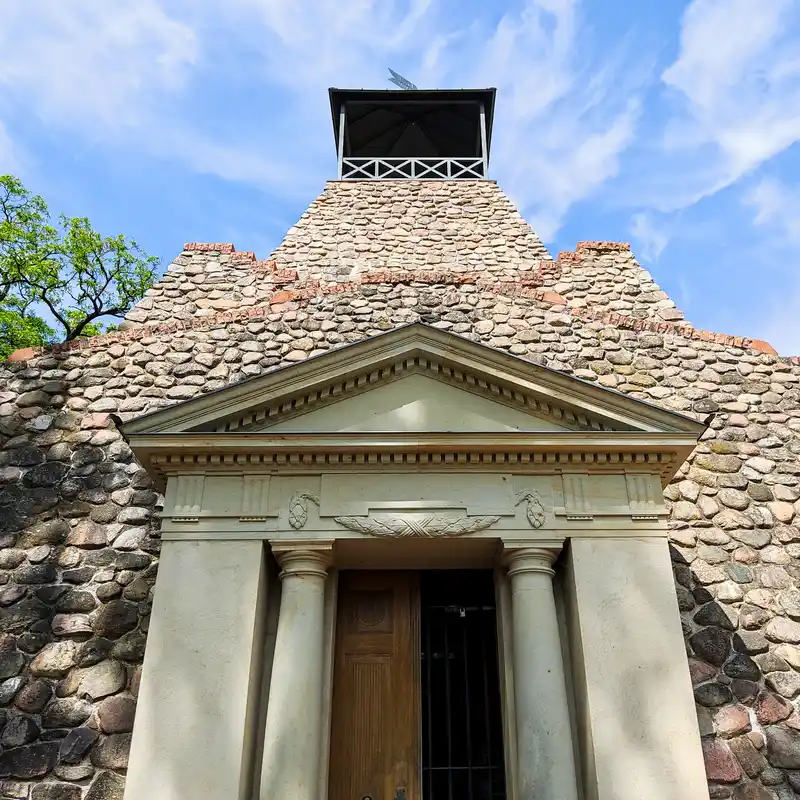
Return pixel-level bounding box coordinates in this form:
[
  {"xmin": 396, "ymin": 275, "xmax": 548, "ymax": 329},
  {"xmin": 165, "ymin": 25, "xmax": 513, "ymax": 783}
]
[{"xmin": 1, "ymin": 181, "xmax": 799, "ymax": 799}]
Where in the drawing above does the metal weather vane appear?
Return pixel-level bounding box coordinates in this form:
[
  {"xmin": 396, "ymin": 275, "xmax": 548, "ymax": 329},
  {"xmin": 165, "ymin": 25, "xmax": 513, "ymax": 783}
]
[{"xmin": 388, "ymin": 68, "xmax": 418, "ymax": 90}]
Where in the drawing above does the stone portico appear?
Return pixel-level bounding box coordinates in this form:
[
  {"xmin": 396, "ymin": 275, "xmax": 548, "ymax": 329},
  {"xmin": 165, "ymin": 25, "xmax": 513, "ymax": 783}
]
[{"xmin": 119, "ymin": 324, "xmax": 709, "ymax": 799}]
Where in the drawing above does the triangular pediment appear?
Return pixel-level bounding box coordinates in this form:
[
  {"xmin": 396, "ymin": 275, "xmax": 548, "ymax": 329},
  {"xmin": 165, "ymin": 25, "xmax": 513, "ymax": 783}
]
[
  {"xmin": 259, "ymin": 373, "xmax": 572, "ymax": 434},
  {"xmin": 123, "ymin": 324, "xmax": 706, "ymax": 438}
]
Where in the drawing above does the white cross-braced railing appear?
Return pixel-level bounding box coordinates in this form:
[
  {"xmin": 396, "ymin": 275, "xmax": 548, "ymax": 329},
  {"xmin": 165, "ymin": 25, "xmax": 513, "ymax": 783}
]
[{"xmin": 340, "ymin": 157, "xmax": 486, "ymax": 180}]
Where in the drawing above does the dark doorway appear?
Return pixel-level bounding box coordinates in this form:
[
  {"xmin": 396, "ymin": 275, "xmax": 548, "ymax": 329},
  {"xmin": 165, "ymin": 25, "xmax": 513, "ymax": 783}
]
[{"xmin": 420, "ymin": 571, "xmax": 506, "ymax": 800}]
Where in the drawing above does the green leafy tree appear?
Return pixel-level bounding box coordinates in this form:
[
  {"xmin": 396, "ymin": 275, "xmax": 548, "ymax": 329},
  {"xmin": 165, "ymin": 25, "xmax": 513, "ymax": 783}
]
[{"xmin": 0, "ymin": 174, "xmax": 158, "ymax": 357}]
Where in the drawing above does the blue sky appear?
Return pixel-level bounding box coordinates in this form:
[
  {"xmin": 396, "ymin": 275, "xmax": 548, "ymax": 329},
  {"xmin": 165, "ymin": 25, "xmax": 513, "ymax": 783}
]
[{"xmin": 2, "ymin": 0, "xmax": 800, "ymax": 353}]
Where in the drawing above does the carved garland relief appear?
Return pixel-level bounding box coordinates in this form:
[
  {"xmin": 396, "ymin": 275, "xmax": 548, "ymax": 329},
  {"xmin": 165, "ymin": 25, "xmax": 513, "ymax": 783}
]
[{"xmin": 286, "ymin": 489, "xmax": 546, "ymax": 537}]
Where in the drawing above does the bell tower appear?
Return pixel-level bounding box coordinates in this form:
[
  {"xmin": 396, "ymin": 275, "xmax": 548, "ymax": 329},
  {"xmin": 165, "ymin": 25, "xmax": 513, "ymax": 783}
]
[{"xmin": 330, "ymin": 87, "xmax": 496, "ymax": 180}]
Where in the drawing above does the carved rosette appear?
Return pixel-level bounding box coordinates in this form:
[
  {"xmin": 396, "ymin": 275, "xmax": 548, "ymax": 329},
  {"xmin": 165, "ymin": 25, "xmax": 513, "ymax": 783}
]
[{"xmin": 332, "ymin": 514, "xmax": 501, "ymax": 538}]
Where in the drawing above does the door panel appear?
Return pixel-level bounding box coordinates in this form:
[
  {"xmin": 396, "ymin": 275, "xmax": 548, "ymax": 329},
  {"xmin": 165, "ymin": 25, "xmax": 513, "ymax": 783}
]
[{"xmin": 329, "ymin": 571, "xmax": 421, "ymax": 800}]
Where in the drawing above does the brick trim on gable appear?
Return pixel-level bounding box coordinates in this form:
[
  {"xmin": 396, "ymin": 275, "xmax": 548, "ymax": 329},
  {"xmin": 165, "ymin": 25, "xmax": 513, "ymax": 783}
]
[{"xmin": 6, "ymin": 270, "xmax": 779, "ymax": 362}]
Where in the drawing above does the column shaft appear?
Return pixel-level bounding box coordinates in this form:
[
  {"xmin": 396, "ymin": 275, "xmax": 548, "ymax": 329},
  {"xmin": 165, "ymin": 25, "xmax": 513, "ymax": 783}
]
[
  {"xmin": 260, "ymin": 546, "xmax": 332, "ymax": 800},
  {"xmin": 506, "ymin": 547, "xmax": 579, "ymax": 800}
]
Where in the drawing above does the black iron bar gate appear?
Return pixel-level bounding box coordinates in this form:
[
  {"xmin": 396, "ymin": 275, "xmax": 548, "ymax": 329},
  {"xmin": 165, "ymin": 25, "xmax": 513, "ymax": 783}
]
[{"xmin": 420, "ymin": 572, "xmax": 506, "ymax": 800}]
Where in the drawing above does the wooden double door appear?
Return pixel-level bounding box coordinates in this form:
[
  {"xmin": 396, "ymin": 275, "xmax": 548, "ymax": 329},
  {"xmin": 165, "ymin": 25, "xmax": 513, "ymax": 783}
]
[{"xmin": 328, "ymin": 571, "xmax": 506, "ymax": 800}]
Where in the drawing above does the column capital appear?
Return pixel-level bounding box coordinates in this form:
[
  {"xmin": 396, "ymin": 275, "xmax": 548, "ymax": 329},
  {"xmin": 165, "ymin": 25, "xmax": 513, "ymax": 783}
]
[
  {"xmin": 270, "ymin": 541, "xmax": 334, "ymax": 580},
  {"xmin": 502, "ymin": 539, "xmax": 565, "ymax": 578}
]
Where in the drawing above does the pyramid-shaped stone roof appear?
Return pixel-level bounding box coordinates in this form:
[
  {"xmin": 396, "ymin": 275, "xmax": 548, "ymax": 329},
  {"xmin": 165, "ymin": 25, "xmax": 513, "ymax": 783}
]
[{"xmin": 125, "ymin": 180, "xmax": 689, "ymax": 331}]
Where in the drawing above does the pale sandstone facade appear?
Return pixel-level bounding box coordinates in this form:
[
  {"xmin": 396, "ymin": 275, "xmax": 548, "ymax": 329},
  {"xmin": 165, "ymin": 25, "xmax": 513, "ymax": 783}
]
[{"xmin": 0, "ymin": 180, "xmax": 799, "ymax": 800}]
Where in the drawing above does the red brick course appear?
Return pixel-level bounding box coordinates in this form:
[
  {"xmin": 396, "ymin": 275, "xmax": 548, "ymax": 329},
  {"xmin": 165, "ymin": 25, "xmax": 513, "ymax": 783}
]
[{"xmin": 7, "ymin": 269, "xmax": 780, "ymax": 361}]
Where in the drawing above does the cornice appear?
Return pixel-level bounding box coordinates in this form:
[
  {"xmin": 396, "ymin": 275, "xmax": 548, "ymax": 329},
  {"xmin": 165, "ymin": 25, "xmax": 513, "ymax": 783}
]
[{"xmin": 127, "ymin": 430, "xmax": 698, "ymax": 486}]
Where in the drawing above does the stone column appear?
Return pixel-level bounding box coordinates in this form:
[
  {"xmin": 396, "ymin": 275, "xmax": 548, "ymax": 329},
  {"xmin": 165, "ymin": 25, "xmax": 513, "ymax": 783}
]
[
  {"xmin": 259, "ymin": 543, "xmax": 333, "ymax": 800},
  {"xmin": 504, "ymin": 545, "xmax": 579, "ymax": 800},
  {"xmin": 125, "ymin": 540, "xmax": 268, "ymax": 800}
]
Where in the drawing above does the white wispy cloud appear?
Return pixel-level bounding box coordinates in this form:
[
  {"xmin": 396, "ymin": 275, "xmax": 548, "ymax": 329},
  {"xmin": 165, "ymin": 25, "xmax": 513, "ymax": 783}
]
[
  {"xmin": 653, "ymin": 0, "xmax": 800, "ymax": 210},
  {"xmin": 746, "ymin": 177, "xmax": 800, "ymax": 241},
  {"xmin": 740, "ymin": 176, "xmax": 800, "ymax": 354},
  {"xmin": 0, "ymin": 120, "xmax": 21, "ymax": 175},
  {"xmin": 630, "ymin": 212, "xmax": 670, "ymax": 262},
  {"xmin": 0, "ymin": 0, "xmax": 198, "ymax": 129},
  {"xmin": 0, "ymin": 0, "xmax": 293, "ymax": 191},
  {"xmin": 0, "ymin": 0, "xmax": 643, "ymax": 238}
]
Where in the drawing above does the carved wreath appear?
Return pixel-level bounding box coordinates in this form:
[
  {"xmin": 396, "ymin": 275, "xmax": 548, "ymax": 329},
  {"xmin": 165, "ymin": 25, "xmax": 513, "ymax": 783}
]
[
  {"xmin": 515, "ymin": 490, "xmax": 546, "ymax": 529},
  {"xmin": 288, "ymin": 492, "xmax": 320, "ymax": 529},
  {"xmin": 287, "ymin": 489, "xmax": 546, "ymax": 535},
  {"xmin": 332, "ymin": 514, "xmax": 501, "ymax": 538}
]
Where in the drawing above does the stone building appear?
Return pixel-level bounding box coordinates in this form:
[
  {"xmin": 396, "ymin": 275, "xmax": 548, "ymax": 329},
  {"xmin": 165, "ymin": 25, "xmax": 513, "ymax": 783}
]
[{"xmin": 1, "ymin": 87, "xmax": 800, "ymax": 800}]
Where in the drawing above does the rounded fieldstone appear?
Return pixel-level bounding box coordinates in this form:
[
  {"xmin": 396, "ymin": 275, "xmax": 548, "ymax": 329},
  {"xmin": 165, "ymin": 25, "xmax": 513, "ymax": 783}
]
[
  {"xmin": 29, "ymin": 642, "xmax": 77, "ymax": 678},
  {"xmin": 58, "ymin": 726, "xmax": 99, "ymax": 764},
  {"xmin": 55, "ymin": 590, "xmax": 96, "ymax": 613},
  {"xmin": 85, "ymin": 771, "xmax": 125, "ymax": 800},
  {"xmin": 95, "ymin": 583, "xmax": 122, "ymax": 602},
  {"xmin": 0, "ymin": 741, "xmax": 59, "ymax": 778},
  {"xmin": 89, "ymin": 504, "xmax": 120, "ymax": 524},
  {"xmin": 749, "ymin": 483, "xmax": 775, "ymax": 502},
  {"xmin": 702, "ymin": 738, "xmax": 742, "ymax": 783},
  {"xmin": 719, "ymin": 489, "xmax": 751, "ymax": 510},
  {"xmin": 731, "ymin": 680, "xmax": 760, "ymax": 704},
  {"xmin": 778, "ymin": 589, "xmax": 800, "ymax": 620},
  {"xmin": 17, "ymin": 519, "xmax": 69, "ymax": 548},
  {"xmin": 729, "ymin": 735, "xmax": 768, "ymax": 779},
  {"xmin": 766, "ymin": 617, "xmax": 800, "ymax": 644},
  {"xmin": 695, "ymin": 603, "xmax": 736, "ymax": 631},
  {"xmin": 22, "ymin": 462, "xmax": 69, "ymax": 489},
  {"xmin": 77, "ymin": 638, "xmax": 113, "ymax": 668},
  {"xmin": 31, "ymin": 783, "xmax": 82, "ymax": 800},
  {"xmin": 15, "ymin": 564, "xmax": 57, "ymax": 584},
  {"xmin": 97, "ymin": 695, "xmax": 136, "ymax": 734},
  {"xmin": 15, "ymin": 680, "xmax": 52, "ymax": 713},
  {"xmin": 41, "ymin": 698, "xmax": 92, "ymax": 728},
  {"xmin": 116, "ymin": 507, "xmax": 150, "ymax": 525},
  {"xmin": 51, "ymin": 614, "xmax": 92, "ymax": 637},
  {"xmin": 121, "ymin": 578, "xmax": 149, "ymax": 602},
  {"xmin": 111, "ymin": 631, "xmax": 146, "ymax": 662},
  {"xmin": 696, "ymin": 454, "xmax": 743, "ymax": 473},
  {"xmin": 766, "ymin": 670, "xmax": 800, "ymax": 699},
  {"xmin": 691, "ymin": 627, "xmax": 731, "ymax": 666},
  {"xmin": 715, "ymin": 704, "xmax": 751, "ymax": 737},
  {"xmin": 90, "ymin": 732, "xmax": 131, "ymax": 770},
  {"xmin": 732, "ymin": 784, "xmax": 775, "ymax": 800},
  {"xmin": 756, "ymin": 692, "xmax": 794, "ymax": 725},
  {"xmin": 695, "ymin": 682, "xmax": 733, "ymax": 707},
  {"xmin": 727, "ymin": 563, "xmax": 754, "ymax": 584},
  {"xmin": 765, "ymin": 725, "xmax": 800, "ymax": 768},
  {"xmin": 1, "ymin": 715, "xmax": 40, "ymax": 747},
  {"xmin": 66, "ymin": 519, "xmax": 106, "ymax": 549},
  {"xmin": 0, "ymin": 676, "xmax": 25, "ymax": 706},
  {"xmin": 0, "ymin": 550, "xmax": 26, "ymax": 570},
  {"xmin": 0, "ymin": 586, "xmax": 27, "ymax": 607},
  {"xmin": 77, "ymin": 660, "xmax": 126, "ymax": 701},
  {"xmin": 92, "ymin": 600, "xmax": 138, "ymax": 638},
  {"xmin": 54, "ymin": 763, "xmax": 95, "ymax": 781},
  {"xmin": 0, "ymin": 648, "xmax": 24, "ymax": 680},
  {"xmin": 724, "ymin": 654, "xmax": 761, "ymax": 681},
  {"xmin": 740, "ymin": 605, "xmax": 771, "ymax": 631}
]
